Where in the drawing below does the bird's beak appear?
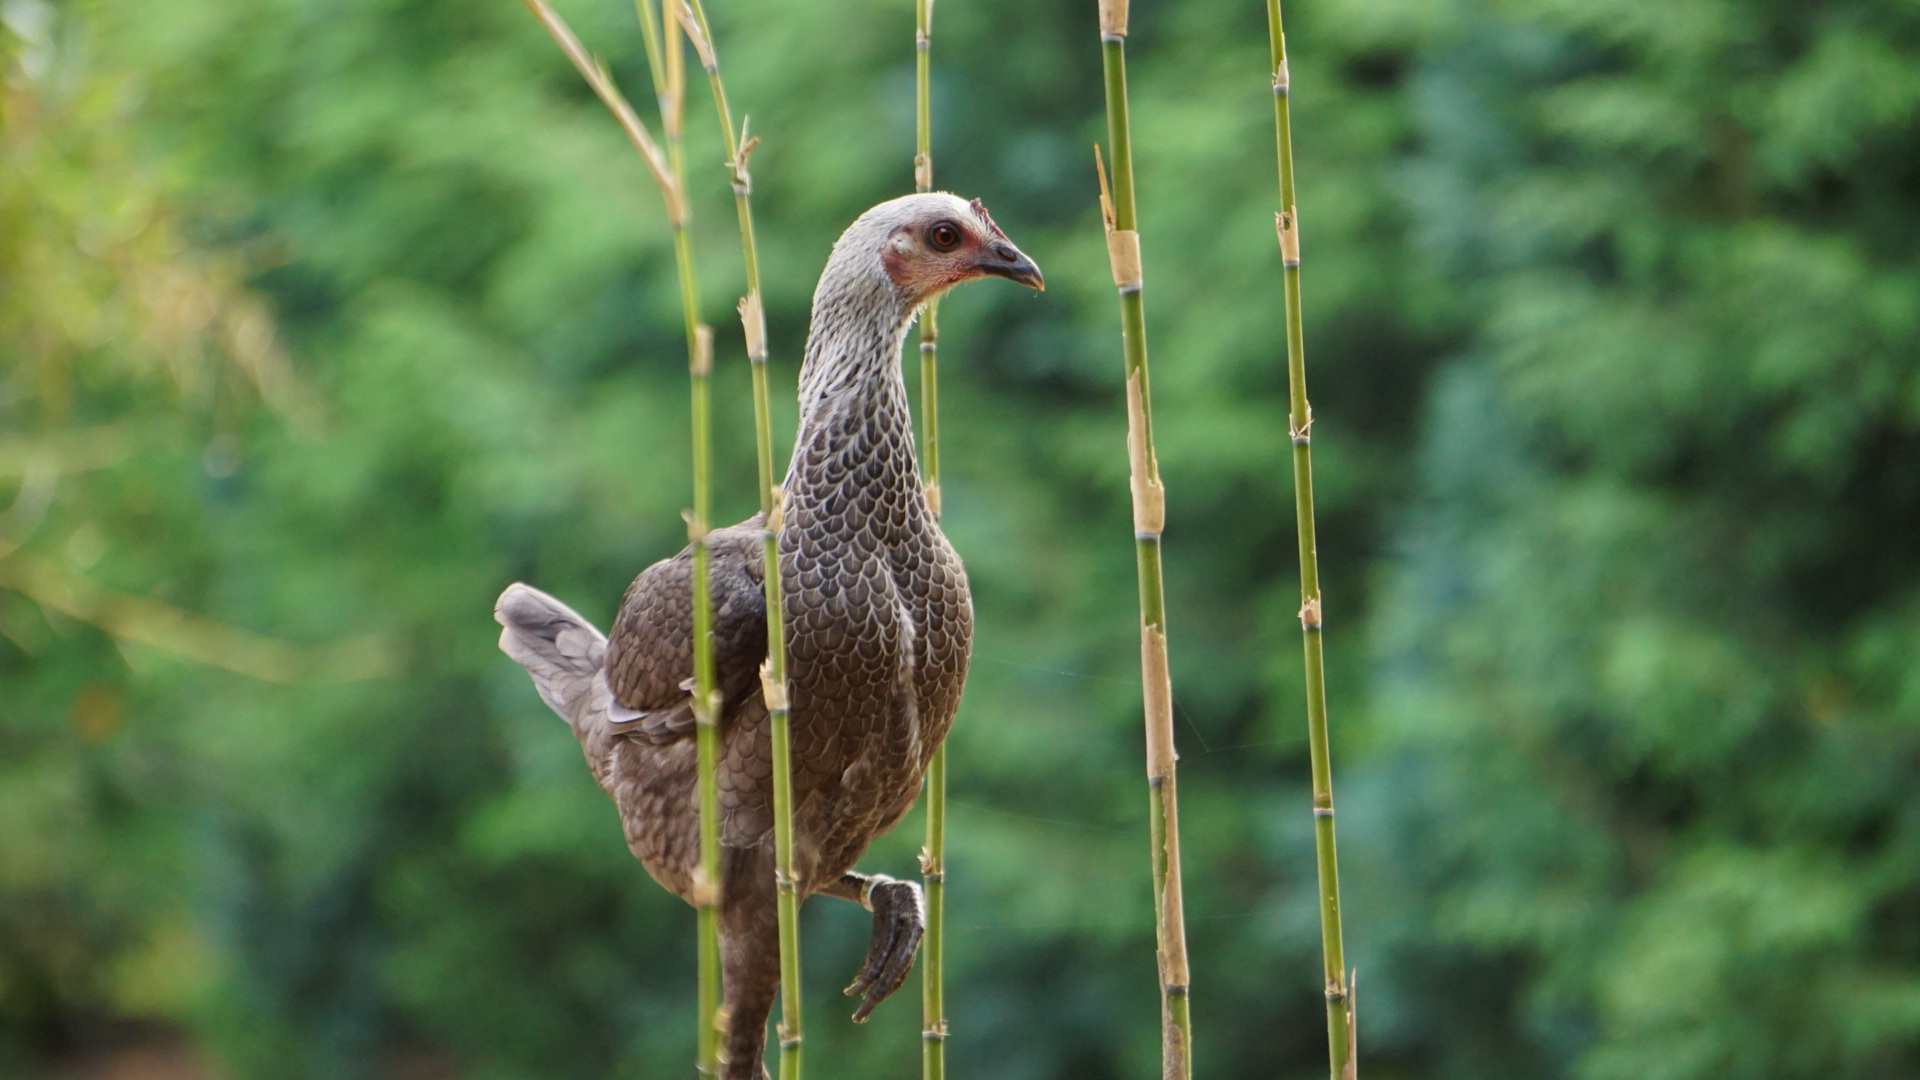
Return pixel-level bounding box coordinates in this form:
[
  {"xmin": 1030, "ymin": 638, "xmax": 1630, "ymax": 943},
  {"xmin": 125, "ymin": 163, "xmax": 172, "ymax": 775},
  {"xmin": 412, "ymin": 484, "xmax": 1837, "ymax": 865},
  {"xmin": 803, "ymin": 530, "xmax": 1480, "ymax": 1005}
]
[{"xmin": 974, "ymin": 241, "xmax": 1045, "ymax": 291}]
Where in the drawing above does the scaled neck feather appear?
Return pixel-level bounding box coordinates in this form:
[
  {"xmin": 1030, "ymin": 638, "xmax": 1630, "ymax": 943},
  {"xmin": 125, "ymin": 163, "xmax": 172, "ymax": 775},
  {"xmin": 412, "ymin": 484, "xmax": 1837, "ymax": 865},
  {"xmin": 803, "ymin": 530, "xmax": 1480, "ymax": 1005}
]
[{"xmin": 788, "ymin": 246, "xmax": 922, "ymax": 474}]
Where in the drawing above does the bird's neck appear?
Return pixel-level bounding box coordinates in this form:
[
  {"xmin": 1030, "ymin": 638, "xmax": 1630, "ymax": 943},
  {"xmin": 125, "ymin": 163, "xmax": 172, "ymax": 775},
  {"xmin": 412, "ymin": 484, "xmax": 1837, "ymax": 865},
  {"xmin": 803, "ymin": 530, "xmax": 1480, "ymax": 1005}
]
[
  {"xmin": 784, "ymin": 270, "xmax": 927, "ymax": 529},
  {"xmin": 793, "ymin": 266, "xmax": 918, "ymax": 426}
]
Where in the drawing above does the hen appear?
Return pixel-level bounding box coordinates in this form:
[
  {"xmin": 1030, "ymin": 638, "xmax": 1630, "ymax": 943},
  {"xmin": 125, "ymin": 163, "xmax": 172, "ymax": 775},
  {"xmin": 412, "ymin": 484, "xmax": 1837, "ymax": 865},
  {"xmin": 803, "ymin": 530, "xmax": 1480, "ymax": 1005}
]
[{"xmin": 496, "ymin": 193, "xmax": 1041, "ymax": 1079}]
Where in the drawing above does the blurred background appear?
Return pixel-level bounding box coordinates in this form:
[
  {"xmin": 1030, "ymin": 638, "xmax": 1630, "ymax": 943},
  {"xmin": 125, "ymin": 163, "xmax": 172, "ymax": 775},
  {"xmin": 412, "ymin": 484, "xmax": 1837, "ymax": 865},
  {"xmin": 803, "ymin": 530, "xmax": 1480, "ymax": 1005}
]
[{"xmin": 5, "ymin": 0, "xmax": 1918, "ymax": 1077}]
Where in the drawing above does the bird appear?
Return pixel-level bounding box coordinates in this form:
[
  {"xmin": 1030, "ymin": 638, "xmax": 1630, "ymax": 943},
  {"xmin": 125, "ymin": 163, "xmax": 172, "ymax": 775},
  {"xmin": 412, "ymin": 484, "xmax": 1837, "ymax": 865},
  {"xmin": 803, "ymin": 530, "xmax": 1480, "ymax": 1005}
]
[{"xmin": 494, "ymin": 192, "xmax": 1042, "ymax": 1080}]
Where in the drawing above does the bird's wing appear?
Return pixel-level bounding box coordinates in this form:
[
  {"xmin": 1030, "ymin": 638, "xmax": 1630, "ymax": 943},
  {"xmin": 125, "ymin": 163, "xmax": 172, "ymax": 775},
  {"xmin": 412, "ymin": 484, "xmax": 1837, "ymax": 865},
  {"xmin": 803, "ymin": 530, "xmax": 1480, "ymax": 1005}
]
[{"xmin": 602, "ymin": 516, "xmax": 769, "ymax": 743}]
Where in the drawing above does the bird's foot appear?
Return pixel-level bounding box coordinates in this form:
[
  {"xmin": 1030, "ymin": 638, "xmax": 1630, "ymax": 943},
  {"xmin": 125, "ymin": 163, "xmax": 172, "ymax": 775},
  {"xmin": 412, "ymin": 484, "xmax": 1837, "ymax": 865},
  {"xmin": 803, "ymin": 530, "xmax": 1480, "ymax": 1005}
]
[{"xmin": 843, "ymin": 875, "xmax": 924, "ymax": 1022}]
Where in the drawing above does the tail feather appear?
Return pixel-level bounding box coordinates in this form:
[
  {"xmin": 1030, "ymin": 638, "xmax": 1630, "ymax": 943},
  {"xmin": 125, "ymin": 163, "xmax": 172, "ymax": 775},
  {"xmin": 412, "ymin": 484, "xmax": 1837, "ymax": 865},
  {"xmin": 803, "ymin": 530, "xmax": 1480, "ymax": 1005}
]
[{"xmin": 495, "ymin": 582, "xmax": 614, "ymax": 732}]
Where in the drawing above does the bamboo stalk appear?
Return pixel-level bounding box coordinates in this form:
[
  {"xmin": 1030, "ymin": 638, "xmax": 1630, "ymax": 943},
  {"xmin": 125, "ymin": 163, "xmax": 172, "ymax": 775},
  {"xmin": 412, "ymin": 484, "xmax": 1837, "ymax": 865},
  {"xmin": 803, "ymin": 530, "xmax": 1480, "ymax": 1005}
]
[
  {"xmin": 1263, "ymin": 4, "xmax": 1353, "ymax": 1077},
  {"xmin": 515, "ymin": 2, "xmax": 722, "ymax": 1074},
  {"xmin": 914, "ymin": 0, "xmax": 942, "ymax": 524},
  {"xmin": 1091, "ymin": 3, "xmax": 1192, "ymax": 1076},
  {"xmin": 672, "ymin": 2, "xmax": 805, "ymax": 1077},
  {"xmin": 633, "ymin": 4, "xmax": 725, "ymax": 1073},
  {"xmin": 912, "ymin": 2, "xmax": 948, "ymax": 1078}
]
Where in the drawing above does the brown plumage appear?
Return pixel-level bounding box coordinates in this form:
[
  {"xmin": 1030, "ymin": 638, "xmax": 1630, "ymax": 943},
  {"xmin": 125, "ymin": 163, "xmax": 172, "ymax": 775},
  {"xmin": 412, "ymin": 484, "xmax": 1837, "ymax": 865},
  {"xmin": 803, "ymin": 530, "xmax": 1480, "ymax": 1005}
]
[{"xmin": 495, "ymin": 193, "xmax": 1041, "ymax": 1080}]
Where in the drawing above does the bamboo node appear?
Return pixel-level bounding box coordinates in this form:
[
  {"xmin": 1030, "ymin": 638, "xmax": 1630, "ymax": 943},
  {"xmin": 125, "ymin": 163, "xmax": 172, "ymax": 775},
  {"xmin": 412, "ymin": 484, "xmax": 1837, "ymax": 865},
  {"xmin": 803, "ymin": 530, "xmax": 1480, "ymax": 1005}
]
[
  {"xmin": 914, "ymin": 152, "xmax": 933, "ymax": 191},
  {"xmin": 767, "ymin": 485, "xmax": 786, "ymax": 532},
  {"xmin": 1313, "ymin": 806, "xmax": 1334, "ymax": 819},
  {"xmin": 1277, "ymin": 210, "xmax": 1301, "ymax": 266},
  {"xmin": 1095, "ymin": 142, "xmax": 1143, "ymax": 291},
  {"xmin": 693, "ymin": 689, "xmax": 722, "ymax": 725},
  {"xmin": 1274, "ymin": 58, "xmax": 1290, "ymax": 96},
  {"xmin": 1131, "ymin": 477, "xmax": 1165, "ymax": 536},
  {"xmin": 1125, "ymin": 370, "xmax": 1166, "ymax": 535},
  {"xmin": 691, "ymin": 868, "xmax": 720, "ymax": 907},
  {"xmin": 691, "ymin": 323, "xmax": 714, "ymax": 377},
  {"xmin": 925, "ymin": 480, "xmax": 942, "ymax": 517},
  {"xmin": 1132, "ymin": 477, "xmax": 1165, "ymax": 536},
  {"xmin": 1290, "ymin": 403, "xmax": 1314, "ymax": 445},
  {"xmin": 1098, "ymin": 0, "xmax": 1129, "ymax": 37},
  {"xmin": 778, "ymin": 1029, "xmax": 802, "ymax": 1050},
  {"xmin": 1299, "ymin": 594, "xmax": 1323, "ymax": 631},
  {"xmin": 922, "ymin": 1020, "xmax": 949, "ymax": 1040},
  {"xmin": 1141, "ymin": 623, "xmax": 1176, "ymax": 777},
  {"xmin": 683, "ymin": 509, "xmax": 709, "ymax": 543},
  {"xmin": 738, "ymin": 292, "xmax": 766, "ymax": 362},
  {"xmin": 1107, "ymin": 228, "xmax": 1143, "ymax": 292},
  {"xmin": 1325, "ymin": 974, "xmax": 1349, "ymax": 1002},
  {"xmin": 728, "ymin": 123, "xmax": 758, "ymax": 192},
  {"xmin": 918, "ymin": 845, "xmax": 941, "ymax": 875},
  {"xmin": 759, "ymin": 660, "xmax": 789, "ymax": 711},
  {"xmin": 1157, "ymin": 840, "xmax": 1191, "ymax": 988}
]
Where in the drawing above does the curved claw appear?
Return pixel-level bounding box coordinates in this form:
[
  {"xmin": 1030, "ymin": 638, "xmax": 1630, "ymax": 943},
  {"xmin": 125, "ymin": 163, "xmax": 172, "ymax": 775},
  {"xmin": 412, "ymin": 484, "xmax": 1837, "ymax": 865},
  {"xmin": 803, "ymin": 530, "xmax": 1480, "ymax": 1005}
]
[{"xmin": 843, "ymin": 877, "xmax": 925, "ymax": 1022}]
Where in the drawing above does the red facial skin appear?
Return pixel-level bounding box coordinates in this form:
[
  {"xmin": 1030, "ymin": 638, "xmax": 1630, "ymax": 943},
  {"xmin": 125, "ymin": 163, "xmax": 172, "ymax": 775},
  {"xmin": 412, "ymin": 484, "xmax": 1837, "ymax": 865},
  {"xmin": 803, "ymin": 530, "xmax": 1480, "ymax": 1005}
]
[
  {"xmin": 881, "ymin": 224, "xmax": 993, "ymax": 301},
  {"xmin": 880, "ymin": 199, "xmax": 1038, "ymax": 302}
]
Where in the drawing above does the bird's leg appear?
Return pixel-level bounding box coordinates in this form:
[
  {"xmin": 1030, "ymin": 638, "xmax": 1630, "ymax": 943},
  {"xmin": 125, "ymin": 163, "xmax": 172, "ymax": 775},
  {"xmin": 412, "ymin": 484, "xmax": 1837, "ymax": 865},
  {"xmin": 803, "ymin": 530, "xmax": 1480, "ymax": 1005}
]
[
  {"xmin": 720, "ymin": 844, "xmax": 782, "ymax": 1080},
  {"xmin": 821, "ymin": 871, "xmax": 925, "ymax": 1022}
]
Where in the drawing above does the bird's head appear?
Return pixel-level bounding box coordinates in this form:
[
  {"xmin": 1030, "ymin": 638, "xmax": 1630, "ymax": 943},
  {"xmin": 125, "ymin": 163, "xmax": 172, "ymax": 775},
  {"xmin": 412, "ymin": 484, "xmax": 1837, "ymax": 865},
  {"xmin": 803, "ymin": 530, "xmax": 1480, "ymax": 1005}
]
[
  {"xmin": 853, "ymin": 192, "xmax": 1044, "ymax": 307},
  {"xmin": 799, "ymin": 194, "xmax": 1044, "ymax": 422}
]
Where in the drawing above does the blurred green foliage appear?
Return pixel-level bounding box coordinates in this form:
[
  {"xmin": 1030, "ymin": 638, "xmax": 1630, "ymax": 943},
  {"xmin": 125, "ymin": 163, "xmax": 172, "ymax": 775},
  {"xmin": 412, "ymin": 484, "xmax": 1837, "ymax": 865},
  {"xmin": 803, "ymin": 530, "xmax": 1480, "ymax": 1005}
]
[{"xmin": 2, "ymin": 0, "xmax": 1917, "ymax": 1078}]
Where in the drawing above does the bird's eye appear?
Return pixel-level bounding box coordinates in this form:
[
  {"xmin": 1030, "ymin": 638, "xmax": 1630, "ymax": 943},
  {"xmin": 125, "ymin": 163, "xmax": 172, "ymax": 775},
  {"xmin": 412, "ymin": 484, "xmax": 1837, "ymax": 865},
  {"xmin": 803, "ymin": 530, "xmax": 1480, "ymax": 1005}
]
[{"xmin": 927, "ymin": 222, "xmax": 963, "ymax": 252}]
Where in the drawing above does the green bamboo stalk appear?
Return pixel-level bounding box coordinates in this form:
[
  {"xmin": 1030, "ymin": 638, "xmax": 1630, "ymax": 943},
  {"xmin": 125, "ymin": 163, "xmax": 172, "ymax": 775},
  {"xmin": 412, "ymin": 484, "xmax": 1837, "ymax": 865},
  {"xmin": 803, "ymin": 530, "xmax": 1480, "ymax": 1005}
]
[
  {"xmin": 515, "ymin": 2, "xmax": 721, "ymax": 1074},
  {"xmin": 912, "ymin": 1, "xmax": 947, "ymax": 1078},
  {"xmin": 913, "ymin": 0, "xmax": 942, "ymax": 523},
  {"xmin": 672, "ymin": 2, "xmax": 805, "ymax": 1078},
  {"xmin": 1263, "ymin": 4, "xmax": 1354, "ymax": 1077},
  {"xmin": 1091, "ymin": 2, "xmax": 1191, "ymax": 1076}
]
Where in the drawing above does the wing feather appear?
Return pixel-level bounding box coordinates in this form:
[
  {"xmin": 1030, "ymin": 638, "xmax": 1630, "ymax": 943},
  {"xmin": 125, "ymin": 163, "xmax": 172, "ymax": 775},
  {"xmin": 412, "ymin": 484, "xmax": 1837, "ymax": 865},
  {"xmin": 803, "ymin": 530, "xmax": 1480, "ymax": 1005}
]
[{"xmin": 602, "ymin": 516, "xmax": 769, "ymax": 741}]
